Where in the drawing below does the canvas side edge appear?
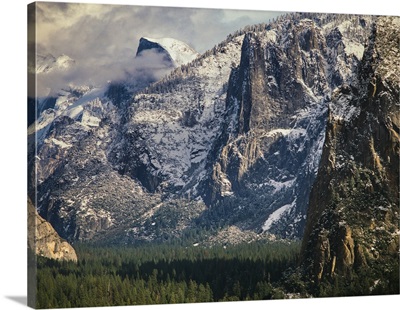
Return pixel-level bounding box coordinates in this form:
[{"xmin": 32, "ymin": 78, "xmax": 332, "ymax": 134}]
[{"xmin": 27, "ymin": 2, "xmax": 37, "ymax": 309}]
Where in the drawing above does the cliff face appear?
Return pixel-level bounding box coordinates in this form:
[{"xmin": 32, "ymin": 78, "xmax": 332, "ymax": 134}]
[
  {"xmin": 201, "ymin": 16, "xmax": 372, "ymax": 238},
  {"xmin": 301, "ymin": 16, "xmax": 399, "ymax": 288},
  {"xmin": 28, "ymin": 198, "xmax": 77, "ymax": 262}
]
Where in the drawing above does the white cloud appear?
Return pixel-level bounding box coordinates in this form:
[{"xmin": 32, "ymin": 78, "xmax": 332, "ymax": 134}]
[{"xmin": 32, "ymin": 2, "xmax": 282, "ymax": 94}]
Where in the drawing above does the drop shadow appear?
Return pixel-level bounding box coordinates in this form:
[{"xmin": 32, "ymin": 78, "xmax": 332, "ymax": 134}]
[{"xmin": 5, "ymin": 296, "xmax": 27, "ymax": 306}]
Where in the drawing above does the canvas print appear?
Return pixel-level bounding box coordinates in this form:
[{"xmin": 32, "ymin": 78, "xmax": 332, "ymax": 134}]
[{"xmin": 27, "ymin": 1, "xmax": 399, "ymax": 308}]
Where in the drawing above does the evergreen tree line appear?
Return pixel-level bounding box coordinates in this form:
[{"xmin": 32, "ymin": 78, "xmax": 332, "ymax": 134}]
[{"xmin": 35, "ymin": 241, "xmax": 300, "ymax": 308}]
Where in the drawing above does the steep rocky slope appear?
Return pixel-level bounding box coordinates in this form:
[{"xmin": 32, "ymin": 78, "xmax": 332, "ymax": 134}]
[
  {"xmin": 29, "ymin": 13, "xmax": 394, "ymax": 247},
  {"xmin": 111, "ymin": 14, "xmax": 374, "ymax": 241},
  {"xmin": 111, "ymin": 34, "xmax": 245, "ymax": 194},
  {"xmin": 200, "ymin": 19, "xmax": 332, "ymax": 237},
  {"xmin": 28, "ymin": 198, "xmax": 77, "ymax": 262},
  {"xmin": 28, "ymin": 37, "xmax": 203, "ymax": 243},
  {"xmin": 301, "ymin": 16, "xmax": 399, "ymax": 291}
]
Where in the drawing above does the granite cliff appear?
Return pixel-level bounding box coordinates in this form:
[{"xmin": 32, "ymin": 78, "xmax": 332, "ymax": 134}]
[
  {"xmin": 301, "ymin": 16, "xmax": 399, "ymax": 293},
  {"xmin": 28, "ymin": 198, "xmax": 77, "ymax": 262}
]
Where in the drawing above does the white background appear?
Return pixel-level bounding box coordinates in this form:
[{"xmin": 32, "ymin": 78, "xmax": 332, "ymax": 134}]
[{"xmin": 1, "ymin": 0, "xmax": 399, "ymax": 309}]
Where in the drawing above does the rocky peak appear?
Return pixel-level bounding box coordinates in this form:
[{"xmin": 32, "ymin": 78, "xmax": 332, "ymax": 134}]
[
  {"xmin": 201, "ymin": 15, "xmax": 363, "ymax": 238},
  {"xmin": 136, "ymin": 37, "xmax": 199, "ymax": 67},
  {"xmin": 231, "ymin": 32, "xmax": 268, "ymax": 134},
  {"xmin": 301, "ymin": 16, "xmax": 399, "ymax": 287}
]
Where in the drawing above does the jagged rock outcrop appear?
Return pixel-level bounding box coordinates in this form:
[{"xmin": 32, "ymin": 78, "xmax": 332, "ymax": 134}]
[
  {"xmin": 200, "ymin": 15, "xmax": 373, "ymax": 238},
  {"xmin": 28, "ymin": 198, "xmax": 77, "ymax": 262},
  {"xmin": 301, "ymin": 16, "xmax": 399, "ymax": 288}
]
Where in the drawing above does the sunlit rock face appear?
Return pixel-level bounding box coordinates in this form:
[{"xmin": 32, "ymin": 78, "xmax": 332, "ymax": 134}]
[
  {"xmin": 301, "ymin": 16, "xmax": 399, "ymax": 284},
  {"xmin": 28, "ymin": 198, "xmax": 78, "ymax": 262}
]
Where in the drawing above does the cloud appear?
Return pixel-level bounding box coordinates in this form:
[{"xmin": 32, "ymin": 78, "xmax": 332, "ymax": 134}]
[
  {"xmin": 33, "ymin": 2, "xmax": 282, "ymax": 96},
  {"xmin": 35, "ymin": 49, "xmax": 175, "ymax": 97}
]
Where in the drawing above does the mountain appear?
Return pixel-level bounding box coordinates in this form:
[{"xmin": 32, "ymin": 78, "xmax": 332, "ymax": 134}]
[
  {"xmin": 110, "ymin": 13, "xmax": 374, "ymax": 240},
  {"xmin": 27, "ymin": 36, "xmax": 202, "ymax": 243},
  {"xmin": 136, "ymin": 37, "xmax": 199, "ymax": 67},
  {"xmin": 28, "ymin": 33, "xmax": 244, "ymax": 244},
  {"xmin": 30, "ymin": 53, "xmax": 75, "ymax": 75},
  {"xmin": 197, "ymin": 15, "xmax": 375, "ymax": 239},
  {"xmin": 301, "ymin": 16, "xmax": 399, "ymax": 291},
  {"xmin": 27, "ymin": 53, "xmax": 76, "ymax": 126},
  {"xmin": 28, "ymin": 13, "xmax": 398, "ymax": 251},
  {"xmin": 28, "ymin": 38, "xmax": 198, "ymax": 127},
  {"xmin": 28, "ymin": 198, "xmax": 77, "ymax": 262}
]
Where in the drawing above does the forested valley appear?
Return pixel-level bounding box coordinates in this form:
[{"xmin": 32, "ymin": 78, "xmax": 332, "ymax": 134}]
[{"xmin": 35, "ymin": 241, "xmax": 301, "ymax": 308}]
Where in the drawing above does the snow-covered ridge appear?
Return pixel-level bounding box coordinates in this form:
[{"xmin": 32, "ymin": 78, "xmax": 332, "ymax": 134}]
[
  {"xmin": 138, "ymin": 37, "xmax": 199, "ymax": 67},
  {"xmin": 34, "ymin": 53, "xmax": 75, "ymax": 74},
  {"xmin": 126, "ymin": 35, "xmax": 244, "ymax": 191}
]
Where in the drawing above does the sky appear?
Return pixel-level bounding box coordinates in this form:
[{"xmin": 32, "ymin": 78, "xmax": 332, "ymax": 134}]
[
  {"xmin": 30, "ymin": 2, "xmax": 283, "ymax": 96},
  {"xmin": 29, "ymin": 0, "xmax": 400, "ymax": 97},
  {"xmin": 34, "ymin": 2, "xmax": 282, "ymax": 54}
]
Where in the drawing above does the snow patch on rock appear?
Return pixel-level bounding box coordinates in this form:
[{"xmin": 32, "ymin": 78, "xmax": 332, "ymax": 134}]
[{"xmin": 263, "ymin": 199, "xmax": 297, "ymax": 231}]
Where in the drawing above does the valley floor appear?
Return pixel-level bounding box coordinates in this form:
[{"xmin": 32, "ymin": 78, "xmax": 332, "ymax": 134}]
[
  {"xmin": 34, "ymin": 241, "xmax": 300, "ymax": 308},
  {"xmin": 33, "ymin": 240, "xmax": 399, "ymax": 308}
]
